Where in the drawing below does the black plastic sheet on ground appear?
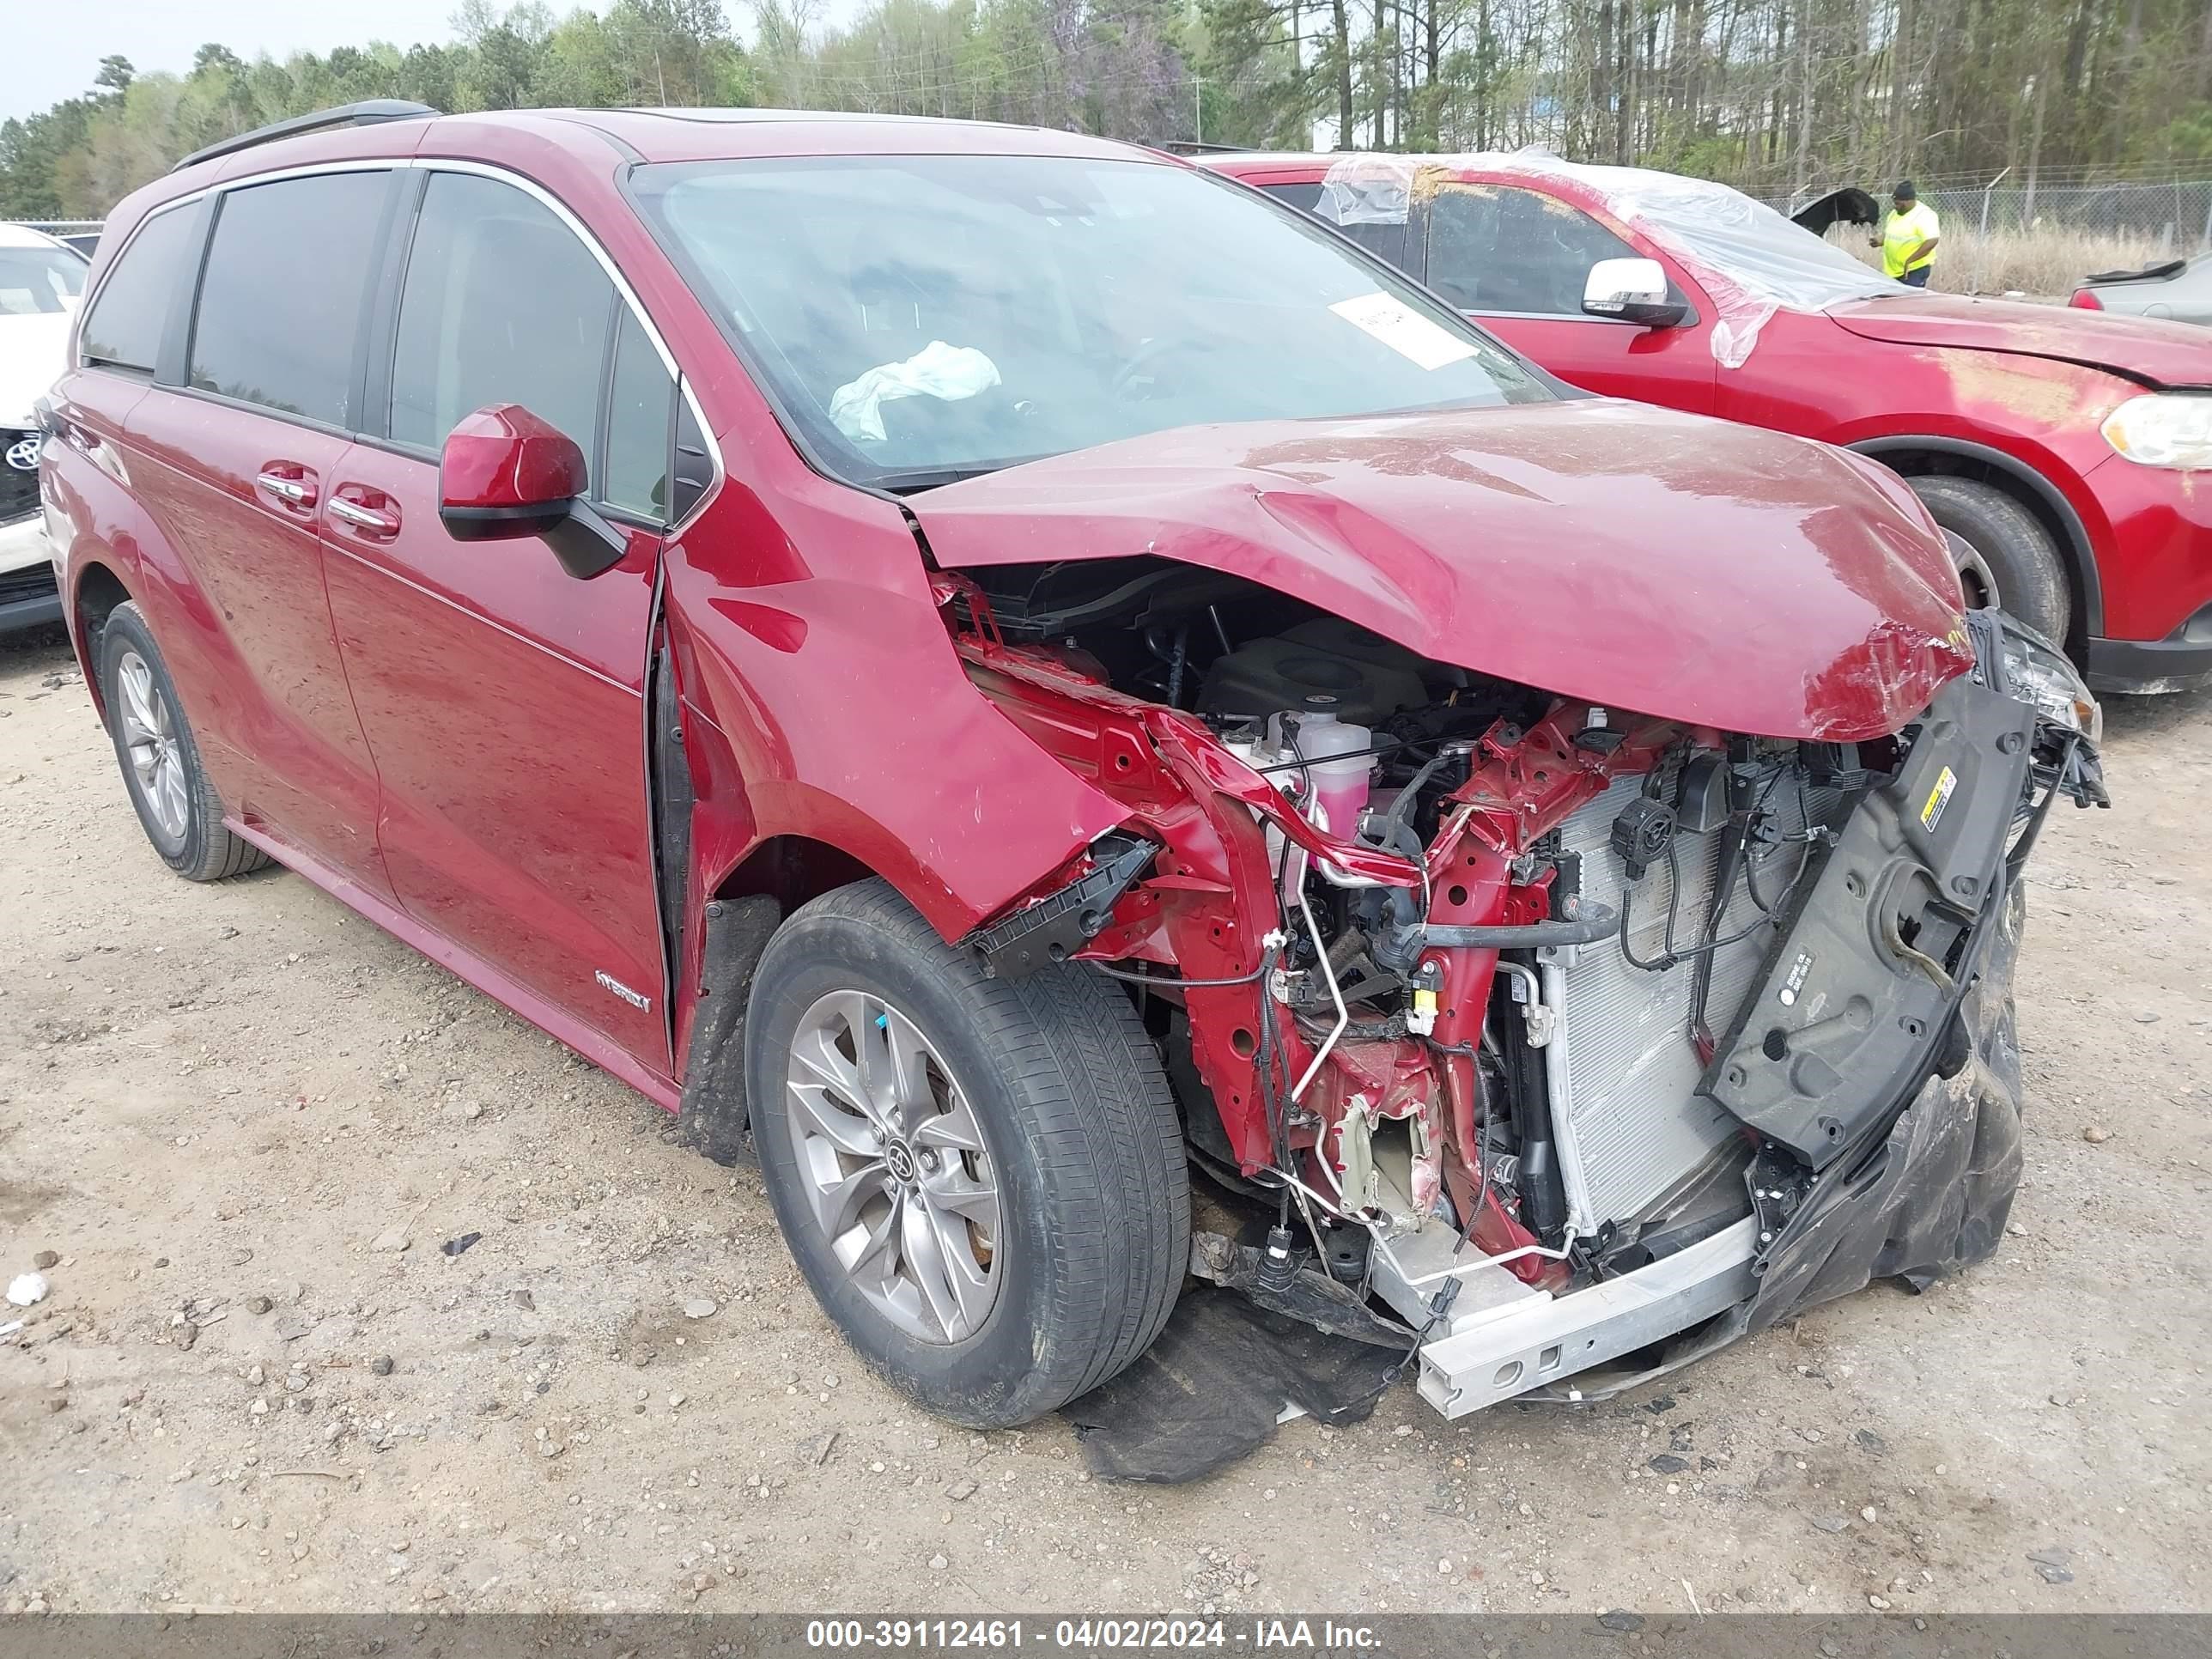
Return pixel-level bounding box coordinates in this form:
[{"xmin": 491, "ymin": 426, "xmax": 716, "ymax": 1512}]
[{"xmin": 1060, "ymin": 1285, "xmax": 1403, "ymax": 1483}]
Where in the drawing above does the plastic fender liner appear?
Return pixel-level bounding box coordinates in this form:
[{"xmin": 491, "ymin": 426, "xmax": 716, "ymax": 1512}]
[
  {"xmin": 1700, "ymin": 666, "xmax": 2035, "ymax": 1168},
  {"xmin": 963, "ymin": 831, "xmax": 1157, "ymax": 981},
  {"xmin": 675, "ymin": 895, "xmax": 781, "ymax": 1166}
]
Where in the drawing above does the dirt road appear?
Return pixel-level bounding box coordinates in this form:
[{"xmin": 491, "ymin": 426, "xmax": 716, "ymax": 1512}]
[{"xmin": 2, "ymin": 619, "xmax": 2206, "ymax": 1617}]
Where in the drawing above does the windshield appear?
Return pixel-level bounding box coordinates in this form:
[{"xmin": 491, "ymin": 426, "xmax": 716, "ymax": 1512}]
[
  {"xmin": 0, "ymin": 245, "xmax": 87, "ymax": 316},
  {"xmin": 632, "ymin": 154, "xmax": 1550, "ymax": 489}
]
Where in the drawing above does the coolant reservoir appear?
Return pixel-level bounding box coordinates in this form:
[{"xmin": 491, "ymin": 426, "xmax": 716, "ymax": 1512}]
[{"xmin": 1285, "ymin": 710, "xmax": 1373, "ymax": 838}]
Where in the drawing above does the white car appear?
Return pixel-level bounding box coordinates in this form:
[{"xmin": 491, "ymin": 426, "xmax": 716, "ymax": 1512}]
[{"xmin": 1, "ymin": 222, "xmax": 82, "ymax": 633}]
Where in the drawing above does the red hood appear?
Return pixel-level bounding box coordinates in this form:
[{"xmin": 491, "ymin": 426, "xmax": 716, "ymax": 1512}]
[
  {"xmin": 1826, "ymin": 292, "xmax": 2212, "ymax": 386},
  {"xmin": 913, "ymin": 401, "xmax": 1972, "ymax": 742}
]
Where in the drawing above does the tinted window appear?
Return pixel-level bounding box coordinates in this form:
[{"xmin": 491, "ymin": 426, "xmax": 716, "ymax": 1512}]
[
  {"xmin": 602, "ymin": 307, "xmax": 673, "ymax": 519},
  {"xmin": 1427, "ymin": 185, "xmax": 1647, "ymax": 315},
  {"xmin": 1258, "ymin": 181, "xmax": 1323, "ymax": 212},
  {"xmin": 390, "ymin": 172, "xmax": 613, "ymax": 466},
  {"xmin": 190, "ymin": 172, "xmax": 389, "ymax": 423},
  {"xmin": 1338, "ymin": 217, "xmax": 1418, "ymax": 272},
  {"xmin": 1287, "ymin": 191, "xmax": 1419, "ymax": 271},
  {"xmin": 80, "ymin": 207, "xmax": 195, "ymax": 373}
]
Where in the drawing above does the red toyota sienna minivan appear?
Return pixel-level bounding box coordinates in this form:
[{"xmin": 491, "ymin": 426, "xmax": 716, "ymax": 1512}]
[{"xmin": 42, "ymin": 103, "xmax": 2105, "ymax": 1430}]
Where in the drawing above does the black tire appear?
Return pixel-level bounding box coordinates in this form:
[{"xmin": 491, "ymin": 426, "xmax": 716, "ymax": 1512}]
[
  {"xmin": 744, "ymin": 878, "xmax": 1187, "ymax": 1427},
  {"xmin": 96, "ymin": 601, "xmax": 270, "ymax": 882},
  {"xmin": 1907, "ymin": 475, "xmax": 2071, "ymax": 642}
]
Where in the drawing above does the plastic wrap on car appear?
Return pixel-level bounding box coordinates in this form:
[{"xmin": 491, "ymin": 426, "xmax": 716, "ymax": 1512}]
[
  {"xmin": 1315, "ymin": 155, "xmax": 1423, "ymax": 227},
  {"xmin": 1315, "ymin": 151, "xmax": 1904, "ymax": 368}
]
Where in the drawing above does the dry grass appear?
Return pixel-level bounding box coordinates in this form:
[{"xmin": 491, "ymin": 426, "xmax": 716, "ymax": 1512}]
[{"xmin": 1827, "ymin": 224, "xmax": 2180, "ymax": 298}]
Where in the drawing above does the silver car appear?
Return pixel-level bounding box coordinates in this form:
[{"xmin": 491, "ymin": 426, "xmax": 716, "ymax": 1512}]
[{"xmin": 2071, "ymin": 252, "xmax": 2212, "ymax": 324}]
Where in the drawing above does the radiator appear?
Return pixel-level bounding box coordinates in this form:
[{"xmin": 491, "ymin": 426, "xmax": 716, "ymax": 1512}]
[{"xmin": 1541, "ymin": 769, "xmax": 1832, "ymax": 1231}]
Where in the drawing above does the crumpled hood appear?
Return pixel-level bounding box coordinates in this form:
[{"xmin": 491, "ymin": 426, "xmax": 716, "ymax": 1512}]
[
  {"xmin": 913, "ymin": 400, "xmax": 1972, "ymax": 741},
  {"xmin": 1826, "ymin": 292, "xmax": 2212, "ymax": 386},
  {"xmin": 0, "ymin": 313, "xmax": 72, "ymax": 428}
]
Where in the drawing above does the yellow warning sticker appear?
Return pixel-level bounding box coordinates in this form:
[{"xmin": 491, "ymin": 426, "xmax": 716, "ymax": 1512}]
[{"xmin": 1920, "ymin": 766, "xmax": 1958, "ymax": 831}]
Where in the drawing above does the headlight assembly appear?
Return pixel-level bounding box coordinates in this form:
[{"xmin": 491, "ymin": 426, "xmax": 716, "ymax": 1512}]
[
  {"xmin": 1998, "ymin": 621, "xmax": 2102, "ymax": 744},
  {"xmin": 2100, "ymin": 392, "xmax": 2212, "ymax": 470}
]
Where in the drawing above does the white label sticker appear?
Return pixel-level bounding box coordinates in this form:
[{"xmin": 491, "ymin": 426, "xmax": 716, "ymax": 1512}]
[
  {"xmin": 1328, "ymin": 292, "xmax": 1480, "ymax": 371},
  {"xmin": 1778, "ymin": 949, "xmax": 1816, "ymax": 1007}
]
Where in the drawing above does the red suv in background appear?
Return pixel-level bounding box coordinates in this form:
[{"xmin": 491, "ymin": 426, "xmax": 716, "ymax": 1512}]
[
  {"xmin": 42, "ymin": 104, "xmax": 2103, "ymax": 1433},
  {"xmin": 1207, "ymin": 152, "xmax": 2212, "ymax": 695}
]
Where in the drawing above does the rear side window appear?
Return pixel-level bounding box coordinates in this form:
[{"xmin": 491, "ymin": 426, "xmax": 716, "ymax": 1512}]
[
  {"xmin": 1426, "ymin": 185, "xmax": 1646, "ymax": 315},
  {"xmin": 389, "ymin": 172, "xmax": 614, "ymax": 470},
  {"xmin": 190, "ymin": 171, "xmax": 390, "ymax": 424},
  {"xmin": 79, "ymin": 207, "xmax": 196, "ymax": 373},
  {"xmin": 1337, "ymin": 216, "xmax": 1417, "ymax": 275},
  {"xmin": 1258, "ymin": 181, "xmax": 1324, "ymax": 213}
]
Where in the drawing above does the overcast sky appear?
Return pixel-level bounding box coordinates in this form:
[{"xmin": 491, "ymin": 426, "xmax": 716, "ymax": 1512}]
[
  {"xmin": 9, "ymin": 1, "xmax": 880, "ymax": 125},
  {"xmin": 7, "ymin": 1, "xmax": 469, "ymax": 121}
]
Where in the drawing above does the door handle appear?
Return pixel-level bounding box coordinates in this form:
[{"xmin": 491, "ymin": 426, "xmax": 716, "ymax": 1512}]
[
  {"xmin": 327, "ymin": 495, "xmax": 401, "ymax": 538},
  {"xmin": 255, "ymin": 466, "xmax": 318, "ymax": 509}
]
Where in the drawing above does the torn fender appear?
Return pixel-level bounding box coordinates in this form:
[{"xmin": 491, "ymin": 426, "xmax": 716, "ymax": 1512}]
[{"xmin": 662, "ymin": 499, "xmax": 1130, "ymax": 945}]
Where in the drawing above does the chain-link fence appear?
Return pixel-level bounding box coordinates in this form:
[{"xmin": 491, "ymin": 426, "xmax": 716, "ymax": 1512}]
[
  {"xmin": 5, "ymin": 219, "xmax": 102, "ymax": 237},
  {"xmin": 1765, "ymin": 179, "xmax": 2212, "ymax": 295},
  {"xmin": 3, "ymin": 219, "xmax": 103, "ymax": 256},
  {"xmin": 1928, "ymin": 179, "xmax": 2212, "ymax": 247},
  {"xmin": 1888, "ymin": 180, "xmax": 2212, "ymax": 295}
]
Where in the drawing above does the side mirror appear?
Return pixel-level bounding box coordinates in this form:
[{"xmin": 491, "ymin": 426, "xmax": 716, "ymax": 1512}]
[
  {"xmin": 1582, "ymin": 257, "xmax": 1687, "ymax": 328},
  {"xmin": 439, "ymin": 404, "xmax": 628, "ymax": 580}
]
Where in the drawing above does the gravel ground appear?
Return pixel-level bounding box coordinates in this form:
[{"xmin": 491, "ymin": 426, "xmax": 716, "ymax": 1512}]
[{"xmin": 1, "ymin": 619, "xmax": 2207, "ymax": 1617}]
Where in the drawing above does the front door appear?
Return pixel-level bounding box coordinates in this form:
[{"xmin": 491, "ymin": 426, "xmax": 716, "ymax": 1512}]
[
  {"xmin": 1425, "ymin": 181, "xmax": 1719, "ymax": 415},
  {"xmin": 320, "ymin": 168, "xmax": 683, "ymax": 1070}
]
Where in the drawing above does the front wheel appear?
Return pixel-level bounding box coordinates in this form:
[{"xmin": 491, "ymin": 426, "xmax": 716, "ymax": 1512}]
[
  {"xmin": 1907, "ymin": 475, "xmax": 2071, "ymax": 644},
  {"xmin": 745, "ymin": 879, "xmax": 1188, "ymax": 1426}
]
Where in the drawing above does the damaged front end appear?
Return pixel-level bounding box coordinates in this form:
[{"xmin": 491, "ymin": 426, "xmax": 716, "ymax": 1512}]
[{"xmin": 940, "ymin": 561, "xmax": 2105, "ymax": 1420}]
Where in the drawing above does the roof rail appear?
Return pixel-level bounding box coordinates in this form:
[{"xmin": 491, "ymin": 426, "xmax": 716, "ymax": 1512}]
[{"xmin": 172, "ymin": 100, "xmax": 441, "ymax": 174}]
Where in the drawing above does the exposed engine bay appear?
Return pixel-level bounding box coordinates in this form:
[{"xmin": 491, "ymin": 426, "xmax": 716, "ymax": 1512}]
[{"xmin": 938, "ymin": 555, "xmax": 2107, "ymax": 1417}]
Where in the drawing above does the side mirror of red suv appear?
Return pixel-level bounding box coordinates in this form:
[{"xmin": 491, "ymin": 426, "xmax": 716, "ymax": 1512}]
[{"xmin": 438, "ymin": 404, "xmax": 628, "ymax": 579}]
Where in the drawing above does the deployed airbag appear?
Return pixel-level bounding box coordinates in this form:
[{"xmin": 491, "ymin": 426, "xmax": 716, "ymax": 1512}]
[{"xmin": 830, "ymin": 341, "xmax": 1000, "ymax": 443}]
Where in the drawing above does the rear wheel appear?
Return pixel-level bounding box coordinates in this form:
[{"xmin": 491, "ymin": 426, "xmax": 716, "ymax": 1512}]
[
  {"xmin": 1907, "ymin": 475, "xmax": 2071, "ymax": 643},
  {"xmin": 96, "ymin": 601, "xmax": 269, "ymax": 882},
  {"xmin": 745, "ymin": 878, "xmax": 1187, "ymax": 1426}
]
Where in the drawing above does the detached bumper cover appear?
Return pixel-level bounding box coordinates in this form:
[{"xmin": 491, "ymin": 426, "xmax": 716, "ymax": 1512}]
[
  {"xmin": 1415, "ymin": 872, "xmax": 2030, "ymax": 1417},
  {"xmin": 1414, "ymin": 615, "xmax": 2088, "ymax": 1417},
  {"xmin": 1744, "ymin": 871, "xmax": 2026, "ymax": 1331}
]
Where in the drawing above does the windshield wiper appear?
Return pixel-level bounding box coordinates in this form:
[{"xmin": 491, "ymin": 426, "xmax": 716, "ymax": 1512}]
[
  {"xmin": 873, "ymin": 465, "xmax": 1009, "ymax": 495},
  {"xmin": 873, "ymin": 448, "xmax": 1065, "ymax": 495}
]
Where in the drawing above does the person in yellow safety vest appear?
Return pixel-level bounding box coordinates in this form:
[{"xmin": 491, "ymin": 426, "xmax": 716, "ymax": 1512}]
[{"xmin": 1872, "ymin": 179, "xmax": 1941, "ymax": 288}]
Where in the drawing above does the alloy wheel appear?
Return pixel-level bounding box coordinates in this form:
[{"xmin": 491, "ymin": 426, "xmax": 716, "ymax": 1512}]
[
  {"xmin": 116, "ymin": 648, "xmax": 190, "ymax": 842},
  {"xmin": 1944, "ymin": 529, "xmax": 2002, "ymax": 613},
  {"xmin": 782, "ymin": 989, "xmax": 1003, "ymax": 1343}
]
